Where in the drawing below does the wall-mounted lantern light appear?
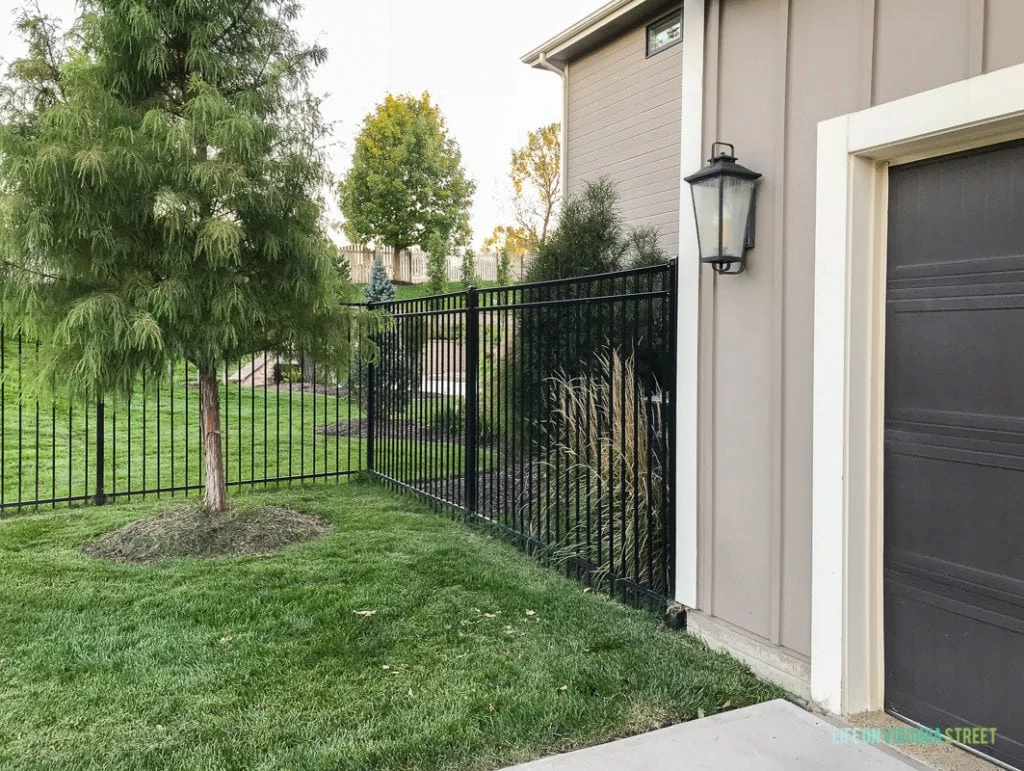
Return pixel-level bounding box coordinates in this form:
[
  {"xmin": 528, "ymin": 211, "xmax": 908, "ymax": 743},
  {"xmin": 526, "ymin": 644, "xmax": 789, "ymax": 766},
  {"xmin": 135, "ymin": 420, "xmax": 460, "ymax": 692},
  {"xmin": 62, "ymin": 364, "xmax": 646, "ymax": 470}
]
[{"xmin": 684, "ymin": 142, "xmax": 762, "ymax": 275}]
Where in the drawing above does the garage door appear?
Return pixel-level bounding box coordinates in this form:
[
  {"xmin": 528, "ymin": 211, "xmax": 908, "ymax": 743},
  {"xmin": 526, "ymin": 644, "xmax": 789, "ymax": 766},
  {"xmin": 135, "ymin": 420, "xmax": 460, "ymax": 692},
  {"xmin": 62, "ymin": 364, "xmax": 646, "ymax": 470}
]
[{"xmin": 885, "ymin": 140, "xmax": 1024, "ymax": 769}]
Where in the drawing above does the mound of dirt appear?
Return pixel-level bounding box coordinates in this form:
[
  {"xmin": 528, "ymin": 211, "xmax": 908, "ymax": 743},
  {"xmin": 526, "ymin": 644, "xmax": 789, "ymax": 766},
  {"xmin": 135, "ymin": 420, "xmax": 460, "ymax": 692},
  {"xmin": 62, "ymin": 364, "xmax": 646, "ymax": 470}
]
[{"xmin": 82, "ymin": 505, "xmax": 333, "ymax": 564}]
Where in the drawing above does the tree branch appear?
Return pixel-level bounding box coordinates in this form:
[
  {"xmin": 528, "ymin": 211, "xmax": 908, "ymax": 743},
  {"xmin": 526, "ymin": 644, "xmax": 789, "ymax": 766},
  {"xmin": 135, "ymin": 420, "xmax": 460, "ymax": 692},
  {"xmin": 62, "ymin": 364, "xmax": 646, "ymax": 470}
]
[
  {"xmin": 210, "ymin": 0, "xmax": 257, "ymax": 51},
  {"xmin": 0, "ymin": 260, "xmax": 58, "ymax": 281}
]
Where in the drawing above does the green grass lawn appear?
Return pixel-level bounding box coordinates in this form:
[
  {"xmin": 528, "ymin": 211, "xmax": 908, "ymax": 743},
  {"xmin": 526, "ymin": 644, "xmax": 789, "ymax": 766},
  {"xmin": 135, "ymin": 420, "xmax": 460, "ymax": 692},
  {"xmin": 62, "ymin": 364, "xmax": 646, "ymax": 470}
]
[
  {"xmin": 0, "ymin": 483, "xmax": 784, "ymax": 770},
  {"xmin": 0, "ymin": 357, "xmax": 475, "ymax": 510}
]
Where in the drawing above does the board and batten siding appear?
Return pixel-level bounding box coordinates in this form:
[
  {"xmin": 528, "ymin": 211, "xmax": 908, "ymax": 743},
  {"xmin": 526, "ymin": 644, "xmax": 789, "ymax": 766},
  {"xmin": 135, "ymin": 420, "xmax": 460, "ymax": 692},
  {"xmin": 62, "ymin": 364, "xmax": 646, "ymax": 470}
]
[
  {"xmin": 565, "ymin": 10, "xmax": 683, "ymax": 256},
  {"xmin": 697, "ymin": 0, "xmax": 1024, "ymax": 662}
]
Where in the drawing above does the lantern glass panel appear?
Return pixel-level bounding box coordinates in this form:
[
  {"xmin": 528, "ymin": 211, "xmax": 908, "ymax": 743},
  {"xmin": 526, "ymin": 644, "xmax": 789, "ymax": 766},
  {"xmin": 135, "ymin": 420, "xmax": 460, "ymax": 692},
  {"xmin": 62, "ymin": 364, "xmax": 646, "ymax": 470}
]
[
  {"xmin": 690, "ymin": 176, "xmax": 724, "ymax": 260},
  {"xmin": 720, "ymin": 174, "xmax": 756, "ymax": 258}
]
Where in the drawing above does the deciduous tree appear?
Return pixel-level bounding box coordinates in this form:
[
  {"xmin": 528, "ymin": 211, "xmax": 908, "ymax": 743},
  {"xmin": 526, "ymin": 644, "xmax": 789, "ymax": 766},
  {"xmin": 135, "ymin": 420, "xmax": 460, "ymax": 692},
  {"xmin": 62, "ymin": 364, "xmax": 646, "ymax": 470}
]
[
  {"xmin": 482, "ymin": 224, "xmax": 532, "ymax": 255},
  {"xmin": 339, "ymin": 93, "xmax": 475, "ymax": 277},
  {"xmin": 510, "ymin": 122, "xmax": 560, "ymax": 246},
  {"xmin": 0, "ymin": 0, "xmax": 363, "ymax": 512}
]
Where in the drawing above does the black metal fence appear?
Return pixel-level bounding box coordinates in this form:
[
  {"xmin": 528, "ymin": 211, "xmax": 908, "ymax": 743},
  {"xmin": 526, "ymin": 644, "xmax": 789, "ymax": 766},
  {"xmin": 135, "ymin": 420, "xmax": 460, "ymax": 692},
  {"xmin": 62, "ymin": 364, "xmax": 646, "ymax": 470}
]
[
  {"xmin": 0, "ymin": 335, "xmax": 365, "ymax": 512},
  {"xmin": 0, "ymin": 264, "xmax": 676, "ymax": 603},
  {"xmin": 369, "ymin": 263, "xmax": 677, "ymax": 603}
]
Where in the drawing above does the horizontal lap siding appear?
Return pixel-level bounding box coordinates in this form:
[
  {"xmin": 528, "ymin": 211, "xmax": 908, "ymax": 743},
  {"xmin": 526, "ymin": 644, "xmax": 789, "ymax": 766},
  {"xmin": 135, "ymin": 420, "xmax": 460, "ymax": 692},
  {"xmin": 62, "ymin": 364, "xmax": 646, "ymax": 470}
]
[{"xmin": 566, "ymin": 13, "xmax": 683, "ymax": 255}]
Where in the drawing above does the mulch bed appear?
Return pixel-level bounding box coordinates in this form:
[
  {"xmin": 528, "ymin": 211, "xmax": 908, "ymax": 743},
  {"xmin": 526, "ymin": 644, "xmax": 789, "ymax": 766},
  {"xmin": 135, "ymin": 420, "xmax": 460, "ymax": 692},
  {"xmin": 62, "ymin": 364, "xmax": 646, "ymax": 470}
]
[
  {"xmin": 316, "ymin": 418, "xmax": 458, "ymax": 443},
  {"xmin": 82, "ymin": 506, "xmax": 333, "ymax": 564},
  {"xmin": 414, "ymin": 466, "xmax": 541, "ymax": 515}
]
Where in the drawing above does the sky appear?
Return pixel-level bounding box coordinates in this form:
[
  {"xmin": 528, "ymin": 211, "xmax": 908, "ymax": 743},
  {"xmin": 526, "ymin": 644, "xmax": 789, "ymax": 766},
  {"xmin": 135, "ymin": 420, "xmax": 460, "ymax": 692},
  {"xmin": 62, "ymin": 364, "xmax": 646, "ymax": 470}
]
[{"xmin": 0, "ymin": 0, "xmax": 600, "ymax": 247}]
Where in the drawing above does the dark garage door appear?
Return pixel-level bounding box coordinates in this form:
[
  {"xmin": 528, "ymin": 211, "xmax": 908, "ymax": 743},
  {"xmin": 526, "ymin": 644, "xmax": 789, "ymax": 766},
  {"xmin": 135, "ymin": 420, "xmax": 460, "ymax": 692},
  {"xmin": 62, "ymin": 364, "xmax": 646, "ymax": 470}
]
[{"xmin": 885, "ymin": 140, "xmax": 1024, "ymax": 769}]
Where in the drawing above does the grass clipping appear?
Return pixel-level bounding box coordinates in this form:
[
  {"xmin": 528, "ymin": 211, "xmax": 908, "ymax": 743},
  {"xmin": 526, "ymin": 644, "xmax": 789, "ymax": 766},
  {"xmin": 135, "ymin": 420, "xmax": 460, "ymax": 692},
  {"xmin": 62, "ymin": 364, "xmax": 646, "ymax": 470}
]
[{"xmin": 82, "ymin": 505, "xmax": 333, "ymax": 564}]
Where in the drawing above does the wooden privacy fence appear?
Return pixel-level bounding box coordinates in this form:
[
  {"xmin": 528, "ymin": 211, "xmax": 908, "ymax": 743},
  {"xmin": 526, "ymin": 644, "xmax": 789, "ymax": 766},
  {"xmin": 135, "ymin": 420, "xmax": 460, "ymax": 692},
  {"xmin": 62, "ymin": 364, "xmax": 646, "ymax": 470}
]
[{"xmin": 341, "ymin": 245, "xmax": 533, "ymax": 284}]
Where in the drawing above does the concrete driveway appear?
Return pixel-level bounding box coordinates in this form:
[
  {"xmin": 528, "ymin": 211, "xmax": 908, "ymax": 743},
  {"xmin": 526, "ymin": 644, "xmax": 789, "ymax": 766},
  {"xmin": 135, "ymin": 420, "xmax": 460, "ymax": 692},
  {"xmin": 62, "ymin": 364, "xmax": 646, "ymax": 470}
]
[{"xmin": 505, "ymin": 700, "xmax": 927, "ymax": 771}]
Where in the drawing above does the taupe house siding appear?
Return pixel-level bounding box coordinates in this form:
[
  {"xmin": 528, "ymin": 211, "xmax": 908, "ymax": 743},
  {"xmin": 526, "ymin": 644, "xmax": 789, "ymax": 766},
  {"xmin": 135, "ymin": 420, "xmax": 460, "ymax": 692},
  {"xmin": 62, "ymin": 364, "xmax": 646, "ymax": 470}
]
[
  {"xmin": 699, "ymin": 0, "xmax": 1024, "ymax": 660},
  {"xmin": 566, "ymin": 9, "xmax": 683, "ymax": 255}
]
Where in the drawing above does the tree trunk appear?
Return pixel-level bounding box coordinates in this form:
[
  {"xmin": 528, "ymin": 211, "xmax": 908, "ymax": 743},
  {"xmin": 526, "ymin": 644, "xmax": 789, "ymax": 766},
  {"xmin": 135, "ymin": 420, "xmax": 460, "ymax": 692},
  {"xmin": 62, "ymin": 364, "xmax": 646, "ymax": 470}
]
[
  {"xmin": 392, "ymin": 244, "xmax": 401, "ymax": 281},
  {"xmin": 199, "ymin": 369, "xmax": 228, "ymax": 512}
]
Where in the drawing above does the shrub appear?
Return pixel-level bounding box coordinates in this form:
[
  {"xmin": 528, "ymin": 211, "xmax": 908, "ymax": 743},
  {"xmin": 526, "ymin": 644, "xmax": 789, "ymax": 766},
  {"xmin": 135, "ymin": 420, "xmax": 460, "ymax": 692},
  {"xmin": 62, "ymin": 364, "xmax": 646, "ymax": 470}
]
[
  {"xmin": 355, "ymin": 321, "xmax": 424, "ymax": 420},
  {"xmin": 531, "ymin": 348, "xmax": 668, "ymax": 595},
  {"xmin": 273, "ymin": 363, "xmax": 303, "ymax": 384},
  {"xmin": 425, "ymin": 399, "xmax": 499, "ymax": 443},
  {"xmin": 427, "ymin": 401, "xmax": 465, "ymax": 436}
]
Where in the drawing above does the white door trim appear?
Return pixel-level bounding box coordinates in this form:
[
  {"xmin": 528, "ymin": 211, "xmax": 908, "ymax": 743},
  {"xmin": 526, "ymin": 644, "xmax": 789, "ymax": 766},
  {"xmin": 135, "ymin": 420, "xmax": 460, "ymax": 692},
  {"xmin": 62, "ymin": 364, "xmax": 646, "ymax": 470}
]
[
  {"xmin": 674, "ymin": 0, "xmax": 705, "ymax": 608},
  {"xmin": 810, "ymin": 62, "xmax": 1024, "ymax": 715}
]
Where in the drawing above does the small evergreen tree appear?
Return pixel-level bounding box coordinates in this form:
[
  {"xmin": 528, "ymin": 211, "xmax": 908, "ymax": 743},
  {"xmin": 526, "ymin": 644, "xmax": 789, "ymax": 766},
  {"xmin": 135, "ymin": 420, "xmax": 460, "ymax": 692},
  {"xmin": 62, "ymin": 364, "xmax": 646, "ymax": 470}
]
[
  {"xmin": 0, "ymin": 0, "xmax": 362, "ymax": 512},
  {"xmin": 363, "ymin": 254, "xmax": 396, "ymax": 304},
  {"xmin": 357, "ymin": 254, "xmax": 421, "ymax": 419},
  {"xmin": 425, "ymin": 232, "xmax": 449, "ymax": 296},
  {"xmin": 459, "ymin": 248, "xmax": 478, "ymax": 288}
]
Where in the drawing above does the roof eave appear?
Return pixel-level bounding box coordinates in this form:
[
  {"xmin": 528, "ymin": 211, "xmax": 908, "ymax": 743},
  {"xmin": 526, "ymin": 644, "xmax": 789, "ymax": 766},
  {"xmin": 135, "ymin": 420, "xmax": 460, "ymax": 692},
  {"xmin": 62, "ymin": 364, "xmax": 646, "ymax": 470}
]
[{"xmin": 520, "ymin": 0, "xmax": 660, "ymax": 68}]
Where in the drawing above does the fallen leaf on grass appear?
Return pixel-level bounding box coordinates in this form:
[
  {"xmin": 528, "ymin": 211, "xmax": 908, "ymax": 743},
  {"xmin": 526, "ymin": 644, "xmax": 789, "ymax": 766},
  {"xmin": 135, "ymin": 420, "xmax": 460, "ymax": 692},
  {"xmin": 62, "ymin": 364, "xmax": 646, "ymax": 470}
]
[
  {"xmin": 407, "ymin": 688, "xmax": 414, "ymax": 697},
  {"xmin": 721, "ymin": 700, "xmax": 733, "ymax": 709},
  {"xmin": 382, "ymin": 665, "xmax": 390, "ymax": 670},
  {"xmin": 354, "ymin": 610, "xmax": 377, "ymax": 617},
  {"xmin": 583, "ymin": 588, "xmax": 592, "ymax": 593},
  {"xmin": 525, "ymin": 610, "xmax": 536, "ymax": 617},
  {"xmin": 219, "ymin": 635, "xmax": 233, "ymax": 645},
  {"xmin": 558, "ymin": 685, "xmax": 568, "ymax": 692}
]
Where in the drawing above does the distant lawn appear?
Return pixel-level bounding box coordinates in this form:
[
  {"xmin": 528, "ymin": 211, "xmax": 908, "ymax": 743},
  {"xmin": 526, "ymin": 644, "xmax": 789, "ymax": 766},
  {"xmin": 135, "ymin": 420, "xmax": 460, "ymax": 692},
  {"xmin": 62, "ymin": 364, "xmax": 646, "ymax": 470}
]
[
  {"xmin": 0, "ymin": 483, "xmax": 784, "ymax": 770},
  {"xmin": 0, "ymin": 359, "xmax": 472, "ymax": 510},
  {"xmin": 353, "ymin": 280, "xmax": 500, "ymax": 302}
]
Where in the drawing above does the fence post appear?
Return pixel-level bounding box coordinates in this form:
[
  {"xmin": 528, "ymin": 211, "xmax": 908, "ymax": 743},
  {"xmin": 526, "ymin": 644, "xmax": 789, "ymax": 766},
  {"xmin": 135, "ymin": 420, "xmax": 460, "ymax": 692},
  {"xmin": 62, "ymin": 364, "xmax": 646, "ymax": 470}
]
[
  {"xmin": 464, "ymin": 286, "xmax": 480, "ymax": 514},
  {"xmin": 365, "ymin": 303, "xmax": 376, "ymax": 474},
  {"xmin": 94, "ymin": 399, "xmax": 106, "ymax": 506}
]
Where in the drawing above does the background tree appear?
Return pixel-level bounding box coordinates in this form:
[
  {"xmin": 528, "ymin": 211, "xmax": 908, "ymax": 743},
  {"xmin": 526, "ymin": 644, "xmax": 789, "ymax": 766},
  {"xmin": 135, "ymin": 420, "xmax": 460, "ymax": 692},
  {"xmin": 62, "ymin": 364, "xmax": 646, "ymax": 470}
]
[
  {"xmin": 459, "ymin": 248, "xmax": 478, "ymax": 288},
  {"xmin": 496, "ymin": 246, "xmax": 512, "ymax": 286},
  {"xmin": 510, "ymin": 122, "xmax": 561, "ymax": 247},
  {"xmin": 363, "ymin": 254, "xmax": 395, "ymax": 303},
  {"xmin": 482, "ymin": 224, "xmax": 531, "ymax": 284},
  {"xmin": 424, "ymin": 231, "xmax": 449, "ymax": 296},
  {"xmin": 526, "ymin": 178, "xmax": 666, "ymax": 282},
  {"xmin": 512, "ymin": 178, "xmax": 669, "ymax": 439},
  {"xmin": 0, "ymin": 5, "xmax": 68, "ymax": 128},
  {"xmin": 482, "ymin": 224, "xmax": 532, "ymax": 254},
  {"xmin": 339, "ymin": 93, "xmax": 475, "ymax": 279},
  {"xmin": 0, "ymin": 0, "xmax": 362, "ymax": 512}
]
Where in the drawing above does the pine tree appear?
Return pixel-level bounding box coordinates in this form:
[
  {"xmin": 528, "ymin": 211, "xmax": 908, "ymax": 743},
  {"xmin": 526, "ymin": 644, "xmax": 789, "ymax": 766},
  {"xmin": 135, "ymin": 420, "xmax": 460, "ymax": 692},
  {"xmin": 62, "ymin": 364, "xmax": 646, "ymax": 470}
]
[
  {"xmin": 363, "ymin": 254, "xmax": 395, "ymax": 304},
  {"xmin": 0, "ymin": 0, "xmax": 361, "ymax": 512}
]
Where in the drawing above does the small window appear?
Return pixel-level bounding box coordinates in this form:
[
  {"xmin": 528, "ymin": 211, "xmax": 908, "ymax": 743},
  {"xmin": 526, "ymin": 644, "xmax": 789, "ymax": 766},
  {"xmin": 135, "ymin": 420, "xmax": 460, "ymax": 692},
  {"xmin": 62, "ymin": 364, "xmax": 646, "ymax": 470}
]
[{"xmin": 647, "ymin": 12, "xmax": 682, "ymax": 56}]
